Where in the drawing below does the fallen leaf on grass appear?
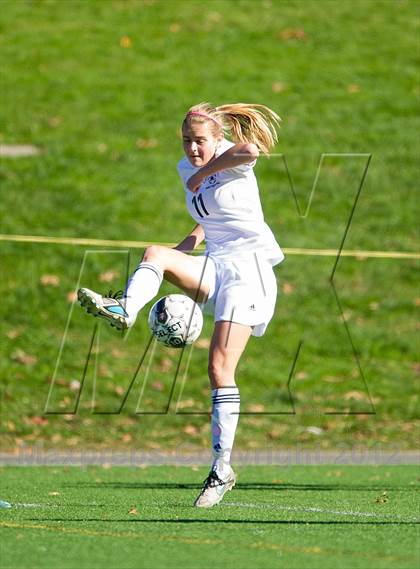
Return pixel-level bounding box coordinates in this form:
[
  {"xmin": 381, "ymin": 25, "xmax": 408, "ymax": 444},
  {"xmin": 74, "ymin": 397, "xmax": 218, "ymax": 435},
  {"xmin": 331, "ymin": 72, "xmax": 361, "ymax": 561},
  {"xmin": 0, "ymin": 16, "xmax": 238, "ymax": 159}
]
[
  {"xmin": 271, "ymin": 81, "xmax": 285, "ymax": 93},
  {"xmin": 305, "ymin": 426, "xmax": 324, "ymax": 436},
  {"xmin": 11, "ymin": 349, "xmax": 37, "ymax": 366},
  {"xmin": 58, "ymin": 396, "xmax": 72, "ymax": 409},
  {"xmin": 410, "ymin": 362, "xmax": 420, "ymax": 374},
  {"xmin": 282, "ymin": 282, "xmax": 294, "ymax": 295},
  {"xmin": 136, "ymin": 138, "xmax": 158, "ymax": 149},
  {"xmin": 99, "ymin": 270, "xmax": 120, "ymax": 283},
  {"xmin": 375, "ymin": 491, "xmax": 388, "ymax": 503},
  {"xmin": 146, "ymin": 442, "xmax": 162, "ymax": 450},
  {"xmin": 340, "ymin": 309, "xmax": 353, "ymax": 322},
  {"xmin": 347, "ymin": 84, "xmax": 361, "ymax": 94},
  {"xmin": 69, "ymin": 380, "xmax": 81, "ymax": 391},
  {"xmin": 40, "ymin": 274, "xmax": 60, "ymax": 287},
  {"xmin": 120, "ymin": 36, "xmax": 132, "ymax": 48},
  {"xmin": 177, "ymin": 399, "xmax": 197, "ymax": 409},
  {"xmin": 344, "ymin": 391, "xmax": 367, "ymax": 401},
  {"xmin": 66, "ymin": 291, "xmax": 77, "ymax": 303},
  {"xmin": 206, "ymin": 11, "xmax": 221, "ymax": 23},
  {"xmin": 169, "ymin": 22, "xmax": 181, "ymax": 33},
  {"xmin": 244, "ymin": 417, "xmax": 262, "ymax": 427},
  {"xmin": 27, "ymin": 416, "xmax": 49, "ymax": 426},
  {"xmin": 99, "ymin": 365, "xmax": 111, "ymax": 378},
  {"xmin": 296, "ymin": 371, "xmax": 308, "ymax": 380},
  {"xmin": 247, "ymin": 403, "xmax": 265, "ymax": 413},
  {"xmin": 183, "ymin": 425, "xmax": 199, "ymax": 436},
  {"xmin": 111, "ymin": 347, "xmax": 125, "ymax": 358},
  {"xmin": 279, "ymin": 28, "xmax": 306, "ymax": 41},
  {"xmin": 157, "ymin": 358, "xmax": 172, "ymax": 373},
  {"xmin": 47, "ymin": 116, "xmax": 61, "ymax": 128},
  {"xmin": 6, "ymin": 328, "xmax": 22, "ymax": 339},
  {"xmin": 326, "ymin": 470, "xmax": 343, "ymax": 477},
  {"xmin": 266, "ymin": 430, "xmax": 280, "ymax": 440},
  {"xmin": 323, "ymin": 375, "xmax": 344, "ymax": 383}
]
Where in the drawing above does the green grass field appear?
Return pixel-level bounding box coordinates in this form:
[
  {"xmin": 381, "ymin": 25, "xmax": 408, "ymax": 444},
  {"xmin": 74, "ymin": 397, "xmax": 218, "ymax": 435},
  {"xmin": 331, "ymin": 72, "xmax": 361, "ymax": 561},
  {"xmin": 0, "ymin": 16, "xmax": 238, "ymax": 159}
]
[
  {"xmin": 1, "ymin": 1, "xmax": 418, "ymax": 566},
  {"xmin": 1, "ymin": 465, "xmax": 419, "ymax": 569},
  {"xmin": 0, "ymin": 0, "xmax": 418, "ymax": 449}
]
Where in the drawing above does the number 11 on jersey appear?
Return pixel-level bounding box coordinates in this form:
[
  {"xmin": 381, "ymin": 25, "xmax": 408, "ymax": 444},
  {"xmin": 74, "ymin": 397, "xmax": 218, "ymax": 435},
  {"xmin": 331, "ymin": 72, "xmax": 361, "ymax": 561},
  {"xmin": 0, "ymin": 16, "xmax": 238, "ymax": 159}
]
[{"xmin": 192, "ymin": 194, "xmax": 210, "ymax": 218}]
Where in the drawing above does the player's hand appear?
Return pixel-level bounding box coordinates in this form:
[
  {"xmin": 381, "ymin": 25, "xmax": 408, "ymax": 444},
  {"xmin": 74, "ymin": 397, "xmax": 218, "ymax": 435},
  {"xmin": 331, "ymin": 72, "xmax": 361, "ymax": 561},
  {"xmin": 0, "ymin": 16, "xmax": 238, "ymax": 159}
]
[{"xmin": 187, "ymin": 171, "xmax": 206, "ymax": 193}]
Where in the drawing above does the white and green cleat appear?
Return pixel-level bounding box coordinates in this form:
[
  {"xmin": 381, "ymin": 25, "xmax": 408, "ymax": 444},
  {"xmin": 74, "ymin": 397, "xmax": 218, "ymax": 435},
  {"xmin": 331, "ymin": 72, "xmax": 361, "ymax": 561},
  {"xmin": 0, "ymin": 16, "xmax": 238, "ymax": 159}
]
[
  {"xmin": 78, "ymin": 288, "xmax": 129, "ymax": 330},
  {"xmin": 194, "ymin": 468, "xmax": 236, "ymax": 508}
]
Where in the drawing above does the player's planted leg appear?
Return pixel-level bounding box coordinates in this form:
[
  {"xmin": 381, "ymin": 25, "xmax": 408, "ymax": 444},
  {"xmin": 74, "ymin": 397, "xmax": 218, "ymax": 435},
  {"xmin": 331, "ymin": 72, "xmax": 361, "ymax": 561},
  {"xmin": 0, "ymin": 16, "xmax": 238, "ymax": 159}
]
[
  {"xmin": 194, "ymin": 321, "xmax": 252, "ymax": 508},
  {"xmin": 194, "ymin": 467, "xmax": 237, "ymax": 508}
]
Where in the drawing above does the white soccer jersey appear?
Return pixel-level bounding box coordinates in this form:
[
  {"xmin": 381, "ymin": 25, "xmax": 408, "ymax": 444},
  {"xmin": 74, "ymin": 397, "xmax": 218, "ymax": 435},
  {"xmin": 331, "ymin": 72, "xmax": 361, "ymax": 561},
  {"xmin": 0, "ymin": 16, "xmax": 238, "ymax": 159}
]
[{"xmin": 177, "ymin": 138, "xmax": 284, "ymax": 265}]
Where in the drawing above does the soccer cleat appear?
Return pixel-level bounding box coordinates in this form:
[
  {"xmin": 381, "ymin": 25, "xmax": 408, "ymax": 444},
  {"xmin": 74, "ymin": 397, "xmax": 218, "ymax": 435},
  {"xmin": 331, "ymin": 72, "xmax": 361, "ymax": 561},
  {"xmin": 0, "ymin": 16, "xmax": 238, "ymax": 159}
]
[
  {"xmin": 194, "ymin": 468, "xmax": 236, "ymax": 508},
  {"xmin": 78, "ymin": 288, "xmax": 129, "ymax": 330}
]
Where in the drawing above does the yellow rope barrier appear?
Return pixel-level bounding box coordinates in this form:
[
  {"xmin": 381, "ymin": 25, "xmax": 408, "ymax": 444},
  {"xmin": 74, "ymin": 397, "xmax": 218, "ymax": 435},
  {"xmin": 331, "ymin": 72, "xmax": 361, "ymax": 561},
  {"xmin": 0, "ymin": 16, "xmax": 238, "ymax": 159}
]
[{"xmin": 0, "ymin": 233, "xmax": 418, "ymax": 260}]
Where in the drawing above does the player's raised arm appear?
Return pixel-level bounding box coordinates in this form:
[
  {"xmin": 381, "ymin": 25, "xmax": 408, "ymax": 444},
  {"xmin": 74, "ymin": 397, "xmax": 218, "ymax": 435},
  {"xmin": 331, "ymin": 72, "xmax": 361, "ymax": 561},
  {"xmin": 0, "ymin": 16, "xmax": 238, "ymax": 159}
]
[
  {"xmin": 186, "ymin": 143, "xmax": 259, "ymax": 193},
  {"xmin": 173, "ymin": 223, "xmax": 205, "ymax": 253}
]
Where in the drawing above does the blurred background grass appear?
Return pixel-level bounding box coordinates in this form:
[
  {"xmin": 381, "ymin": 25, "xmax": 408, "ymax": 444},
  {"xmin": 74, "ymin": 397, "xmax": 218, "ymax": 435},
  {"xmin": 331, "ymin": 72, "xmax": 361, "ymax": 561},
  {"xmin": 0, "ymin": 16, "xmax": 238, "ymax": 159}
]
[{"xmin": 0, "ymin": 0, "xmax": 418, "ymax": 450}]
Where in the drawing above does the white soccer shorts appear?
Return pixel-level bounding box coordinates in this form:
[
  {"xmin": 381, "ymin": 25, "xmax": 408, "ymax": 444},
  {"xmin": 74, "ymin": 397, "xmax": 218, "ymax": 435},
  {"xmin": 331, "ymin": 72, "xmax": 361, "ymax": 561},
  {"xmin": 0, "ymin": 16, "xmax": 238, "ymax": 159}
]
[{"xmin": 192, "ymin": 253, "xmax": 278, "ymax": 337}]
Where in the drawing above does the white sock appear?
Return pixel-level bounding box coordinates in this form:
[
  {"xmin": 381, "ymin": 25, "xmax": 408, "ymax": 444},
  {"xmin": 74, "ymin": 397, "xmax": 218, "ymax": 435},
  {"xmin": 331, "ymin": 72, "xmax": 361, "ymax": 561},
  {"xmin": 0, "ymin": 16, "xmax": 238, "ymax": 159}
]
[
  {"xmin": 211, "ymin": 386, "xmax": 240, "ymax": 478},
  {"xmin": 123, "ymin": 261, "xmax": 163, "ymax": 326}
]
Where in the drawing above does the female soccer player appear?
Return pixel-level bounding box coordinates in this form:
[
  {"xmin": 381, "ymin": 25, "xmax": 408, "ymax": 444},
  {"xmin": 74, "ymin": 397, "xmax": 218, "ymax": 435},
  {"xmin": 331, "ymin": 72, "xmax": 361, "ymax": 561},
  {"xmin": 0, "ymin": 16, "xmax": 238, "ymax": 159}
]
[{"xmin": 78, "ymin": 102, "xmax": 284, "ymax": 508}]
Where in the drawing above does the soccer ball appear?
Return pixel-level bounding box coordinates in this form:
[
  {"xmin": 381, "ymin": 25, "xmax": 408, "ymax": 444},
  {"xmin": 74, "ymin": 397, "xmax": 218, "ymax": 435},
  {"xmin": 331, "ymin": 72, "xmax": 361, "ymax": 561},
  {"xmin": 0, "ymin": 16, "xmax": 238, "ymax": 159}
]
[{"xmin": 148, "ymin": 294, "xmax": 203, "ymax": 348}]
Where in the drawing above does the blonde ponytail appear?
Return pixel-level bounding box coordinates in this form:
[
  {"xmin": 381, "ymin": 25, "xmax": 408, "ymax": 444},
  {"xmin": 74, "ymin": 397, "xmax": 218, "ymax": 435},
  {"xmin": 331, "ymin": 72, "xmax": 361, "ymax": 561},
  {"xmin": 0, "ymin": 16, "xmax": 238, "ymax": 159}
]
[
  {"xmin": 216, "ymin": 103, "xmax": 281, "ymax": 155},
  {"xmin": 184, "ymin": 102, "xmax": 281, "ymax": 155}
]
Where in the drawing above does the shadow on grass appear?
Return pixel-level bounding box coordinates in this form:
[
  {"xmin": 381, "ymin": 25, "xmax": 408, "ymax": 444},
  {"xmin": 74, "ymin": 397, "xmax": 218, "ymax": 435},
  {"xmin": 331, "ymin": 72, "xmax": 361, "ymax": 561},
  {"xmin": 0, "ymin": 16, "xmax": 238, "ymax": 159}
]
[
  {"xmin": 27, "ymin": 517, "xmax": 419, "ymax": 525},
  {"xmin": 63, "ymin": 482, "xmax": 418, "ymax": 492}
]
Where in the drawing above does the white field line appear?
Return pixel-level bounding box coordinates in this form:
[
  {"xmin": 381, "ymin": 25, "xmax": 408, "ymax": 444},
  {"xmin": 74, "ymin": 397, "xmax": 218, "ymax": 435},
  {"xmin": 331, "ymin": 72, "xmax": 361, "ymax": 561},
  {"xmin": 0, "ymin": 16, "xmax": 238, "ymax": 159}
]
[
  {"xmin": 12, "ymin": 503, "xmax": 60, "ymax": 508},
  {"xmin": 11, "ymin": 501, "xmax": 419, "ymax": 523},
  {"xmin": 0, "ymin": 233, "xmax": 418, "ymax": 260},
  {"xmin": 12, "ymin": 503, "xmax": 101, "ymax": 508},
  {"xmin": 224, "ymin": 502, "xmax": 420, "ymax": 522},
  {"xmin": 0, "ymin": 145, "xmax": 41, "ymax": 157}
]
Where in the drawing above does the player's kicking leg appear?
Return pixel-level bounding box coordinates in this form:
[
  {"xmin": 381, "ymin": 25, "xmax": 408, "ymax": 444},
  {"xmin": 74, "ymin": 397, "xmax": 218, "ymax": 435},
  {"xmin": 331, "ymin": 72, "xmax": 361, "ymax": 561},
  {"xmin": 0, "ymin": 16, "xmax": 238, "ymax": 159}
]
[
  {"xmin": 78, "ymin": 246, "xmax": 212, "ymax": 329},
  {"xmin": 77, "ymin": 288, "xmax": 129, "ymax": 330}
]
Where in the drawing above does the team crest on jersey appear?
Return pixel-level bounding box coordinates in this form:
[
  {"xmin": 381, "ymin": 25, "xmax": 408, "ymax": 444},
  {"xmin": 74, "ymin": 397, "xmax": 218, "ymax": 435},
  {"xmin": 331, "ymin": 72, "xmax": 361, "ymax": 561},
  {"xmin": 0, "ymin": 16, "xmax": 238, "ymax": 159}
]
[{"xmin": 204, "ymin": 174, "xmax": 219, "ymax": 188}]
